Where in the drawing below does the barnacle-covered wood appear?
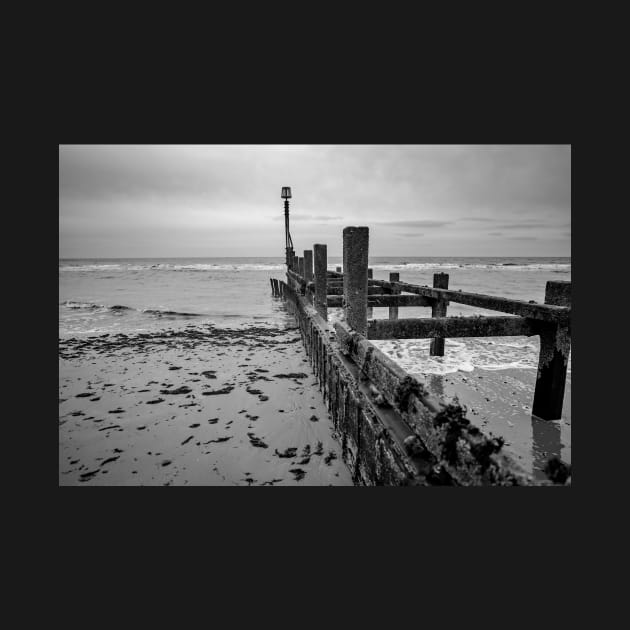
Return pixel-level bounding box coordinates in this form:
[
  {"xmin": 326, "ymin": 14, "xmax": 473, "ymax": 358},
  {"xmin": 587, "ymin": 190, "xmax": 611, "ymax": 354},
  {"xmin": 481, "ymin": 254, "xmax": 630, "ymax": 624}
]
[{"xmin": 334, "ymin": 321, "xmax": 532, "ymax": 485}]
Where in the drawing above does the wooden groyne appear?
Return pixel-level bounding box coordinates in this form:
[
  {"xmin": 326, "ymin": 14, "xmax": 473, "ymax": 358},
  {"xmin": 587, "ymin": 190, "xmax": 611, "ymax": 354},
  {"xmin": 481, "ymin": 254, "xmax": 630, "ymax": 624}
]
[{"xmin": 270, "ymin": 193, "xmax": 571, "ymax": 485}]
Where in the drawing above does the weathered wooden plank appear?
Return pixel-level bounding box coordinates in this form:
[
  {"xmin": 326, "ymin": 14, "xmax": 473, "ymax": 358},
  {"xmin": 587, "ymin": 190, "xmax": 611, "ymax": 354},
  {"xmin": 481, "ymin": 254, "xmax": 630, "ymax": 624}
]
[
  {"xmin": 326, "ymin": 285, "xmax": 384, "ymax": 296},
  {"xmin": 327, "ymin": 294, "xmax": 434, "ymax": 308},
  {"xmin": 366, "ymin": 316, "xmax": 540, "ymax": 340},
  {"xmin": 384, "ymin": 281, "xmax": 570, "ymax": 323}
]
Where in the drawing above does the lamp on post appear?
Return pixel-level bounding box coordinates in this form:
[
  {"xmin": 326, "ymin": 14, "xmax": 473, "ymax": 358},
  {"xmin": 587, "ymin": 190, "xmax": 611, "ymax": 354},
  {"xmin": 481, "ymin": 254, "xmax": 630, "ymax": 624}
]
[{"xmin": 282, "ymin": 187, "xmax": 293, "ymax": 267}]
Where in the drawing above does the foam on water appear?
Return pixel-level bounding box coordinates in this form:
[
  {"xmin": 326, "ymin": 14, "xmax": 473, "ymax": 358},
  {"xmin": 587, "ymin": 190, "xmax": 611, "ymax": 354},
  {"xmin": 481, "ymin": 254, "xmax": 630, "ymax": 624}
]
[{"xmin": 327, "ymin": 309, "xmax": 571, "ymax": 376}]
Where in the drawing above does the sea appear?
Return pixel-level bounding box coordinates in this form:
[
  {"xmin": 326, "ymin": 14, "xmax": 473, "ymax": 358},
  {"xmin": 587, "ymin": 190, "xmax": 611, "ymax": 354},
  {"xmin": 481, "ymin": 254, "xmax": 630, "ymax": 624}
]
[{"xmin": 59, "ymin": 256, "xmax": 571, "ymax": 378}]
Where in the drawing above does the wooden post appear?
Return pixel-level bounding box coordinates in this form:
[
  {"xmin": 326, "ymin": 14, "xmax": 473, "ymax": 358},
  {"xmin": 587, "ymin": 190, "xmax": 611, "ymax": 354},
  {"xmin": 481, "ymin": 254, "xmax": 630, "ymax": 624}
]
[
  {"xmin": 429, "ymin": 272, "xmax": 449, "ymax": 356},
  {"xmin": 366, "ymin": 268, "xmax": 373, "ymax": 318},
  {"xmin": 532, "ymin": 281, "xmax": 571, "ymax": 420},
  {"xmin": 270, "ymin": 278, "xmax": 274, "ymax": 295},
  {"xmin": 336, "ymin": 266, "xmax": 342, "ymax": 273},
  {"xmin": 313, "ymin": 244, "xmax": 328, "ymax": 320},
  {"xmin": 389, "ymin": 272, "xmax": 400, "ymax": 320},
  {"xmin": 293, "ymin": 255, "xmax": 298, "ymax": 272},
  {"xmin": 304, "ymin": 250, "xmax": 313, "ymax": 284},
  {"xmin": 342, "ymin": 226, "xmax": 369, "ymax": 336}
]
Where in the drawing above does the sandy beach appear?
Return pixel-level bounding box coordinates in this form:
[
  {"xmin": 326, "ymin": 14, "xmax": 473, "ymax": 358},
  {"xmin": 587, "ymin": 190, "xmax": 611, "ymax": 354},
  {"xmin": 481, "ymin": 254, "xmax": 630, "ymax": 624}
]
[{"xmin": 58, "ymin": 324, "xmax": 353, "ymax": 486}]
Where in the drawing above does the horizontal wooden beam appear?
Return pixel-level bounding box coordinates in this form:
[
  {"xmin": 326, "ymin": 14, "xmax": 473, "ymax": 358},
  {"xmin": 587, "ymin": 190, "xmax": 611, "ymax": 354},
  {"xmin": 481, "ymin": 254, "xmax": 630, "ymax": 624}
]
[
  {"xmin": 310, "ymin": 273, "xmax": 570, "ymax": 322},
  {"xmin": 326, "ymin": 285, "xmax": 385, "ymax": 296},
  {"xmin": 380, "ymin": 281, "xmax": 570, "ymax": 323},
  {"xmin": 367, "ymin": 316, "xmax": 544, "ymax": 340},
  {"xmin": 327, "ymin": 294, "xmax": 434, "ymax": 308}
]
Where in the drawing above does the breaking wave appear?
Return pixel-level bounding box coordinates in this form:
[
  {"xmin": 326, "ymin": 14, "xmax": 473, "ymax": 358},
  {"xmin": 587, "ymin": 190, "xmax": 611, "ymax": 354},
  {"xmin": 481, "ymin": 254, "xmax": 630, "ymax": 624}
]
[{"xmin": 60, "ymin": 301, "xmax": 202, "ymax": 318}]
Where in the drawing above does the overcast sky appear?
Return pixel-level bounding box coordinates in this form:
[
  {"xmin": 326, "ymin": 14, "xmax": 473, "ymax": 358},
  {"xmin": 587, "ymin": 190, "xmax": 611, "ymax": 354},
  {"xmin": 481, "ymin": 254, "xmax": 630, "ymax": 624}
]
[{"xmin": 59, "ymin": 145, "xmax": 571, "ymax": 258}]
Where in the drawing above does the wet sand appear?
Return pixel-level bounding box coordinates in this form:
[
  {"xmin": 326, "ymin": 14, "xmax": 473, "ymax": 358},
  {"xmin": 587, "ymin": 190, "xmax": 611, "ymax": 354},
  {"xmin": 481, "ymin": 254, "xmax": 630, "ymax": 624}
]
[
  {"xmin": 59, "ymin": 324, "xmax": 353, "ymax": 486},
  {"xmin": 421, "ymin": 368, "xmax": 571, "ymax": 481}
]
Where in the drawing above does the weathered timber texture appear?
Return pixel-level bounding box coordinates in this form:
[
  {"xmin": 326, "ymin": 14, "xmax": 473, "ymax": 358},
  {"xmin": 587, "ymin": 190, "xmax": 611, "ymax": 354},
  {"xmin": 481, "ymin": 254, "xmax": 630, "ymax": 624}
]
[
  {"xmin": 367, "ymin": 316, "xmax": 539, "ymax": 340},
  {"xmin": 334, "ymin": 321, "xmax": 533, "ymax": 485},
  {"xmin": 303, "ymin": 250, "xmax": 313, "ymax": 283},
  {"xmin": 430, "ymin": 273, "xmax": 449, "ymax": 356},
  {"xmin": 371, "ymin": 281, "xmax": 570, "ymax": 323},
  {"xmin": 326, "ymin": 285, "xmax": 384, "ymax": 296},
  {"xmin": 389, "ymin": 272, "xmax": 400, "ymax": 320},
  {"xmin": 544, "ymin": 280, "xmax": 570, "ymax": 306},
  {"xmin": 343, "ymin": 227, "xmax": 369, "ymax": 336},
  {"xmin": 313, "ymin": 244, "xmax": 328, "ymax": 320},
  {"xmin": 287, "ymin": 269, "xmax": 306, "ymax": 294},
  {"xmin": 298, "ymin": 257, "xmax": 304, "ymax": 279},
  {"xmin": 280, "ymin": 280, "xmax": 423, "ymax": 484},
  {"xmin": 327, "ymin": 294, "xmax": 434, "ymax": 308},
  {"xmin": 532, "ymin": 281, "xmax": 572, "ymax": 420},
  {"xmin": 292, "ymin": 255, "xmax": 298, "ymax": 272},
  {"xmin": 367, "ymin": 268, "xmax": 374, "ymax": 318}
]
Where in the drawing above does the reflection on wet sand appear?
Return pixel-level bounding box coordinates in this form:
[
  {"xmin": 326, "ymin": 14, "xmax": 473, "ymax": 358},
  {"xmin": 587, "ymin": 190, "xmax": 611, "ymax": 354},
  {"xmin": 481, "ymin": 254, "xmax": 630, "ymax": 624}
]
[{"xmin": 530, "ymin": 415, "xmax": 562, "ymax": 481}]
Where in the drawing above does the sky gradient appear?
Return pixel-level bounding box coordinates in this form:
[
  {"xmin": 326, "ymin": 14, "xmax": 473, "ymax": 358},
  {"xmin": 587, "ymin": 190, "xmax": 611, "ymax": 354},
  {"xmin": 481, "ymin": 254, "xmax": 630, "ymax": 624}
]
[{"xmin": 59, "ymin": 145, "xmax": 571, "ymax": 258}]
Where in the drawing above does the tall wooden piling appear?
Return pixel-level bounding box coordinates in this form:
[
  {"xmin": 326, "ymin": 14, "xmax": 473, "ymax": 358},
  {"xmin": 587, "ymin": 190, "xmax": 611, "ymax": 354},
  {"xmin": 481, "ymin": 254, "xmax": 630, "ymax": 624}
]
[
  {"xmin": 304, "ymin": 250, "xmax": 313, "ymax": 283},
  {"xmin": 313, "ymin": 244, "xmax": 328, "ymax": 320},
  {"xmin": 532, "ymin": 281, "xmax": 571, "ymax": 420},
  {"xmin": 298, "ymin": 257, "xmax": 304, "ymax": 279},
  {"xmin": 342, "ymin": 227, "xmax": 369, "ymax": 336},
  {"xmin": 389, "ymin": 272, "xmax": 400, "ymax": 319},
  {"xmin": 367, "ymin": 268, "xmax": 373, "ymax": 318},
  {"xmin": 429, "ymin": 272, "xmax": 449, "ymax": 356}
]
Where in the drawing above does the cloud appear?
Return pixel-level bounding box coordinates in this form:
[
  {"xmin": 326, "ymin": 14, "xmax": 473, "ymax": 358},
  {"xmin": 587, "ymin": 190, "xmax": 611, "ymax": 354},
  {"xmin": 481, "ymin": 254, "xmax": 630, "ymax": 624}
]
[
  {"xmin": 396, "ymin": 233, "xmax": 424, "ymax": 238},
  {"xmin": 488, "ymin": 232, "xmax": 503, "ymax": 236},
  {"xmin": 59, "ymin": 145, "xmax": 570, "ymax": 257},
  {"xmin": 377, "ymin": 220, "xmax": 451, "ymax": 228},
  {"xmin": 494, "ymin": 222, "xmax": 565, "ymax": 229}
]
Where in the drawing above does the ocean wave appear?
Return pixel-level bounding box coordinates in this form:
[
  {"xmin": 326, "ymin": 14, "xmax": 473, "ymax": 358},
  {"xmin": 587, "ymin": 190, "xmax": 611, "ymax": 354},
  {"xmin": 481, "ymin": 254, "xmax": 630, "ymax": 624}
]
[
  {"xmin": 60, "ymin": 263, "xmax": 286, "ymax": 272},
  {"xmin": 141, "ymin": 309, "xmax": 203, "ymax": 318},
  {"xmin": 60, "ymin": 261, "xmax": 570, "ymax": 273},
  {"xmin": 359, "ymin": 263, "xmax": 571, "ymax": 272},
  {"xmin": 60, "ymin": 302, "xmax": 202, "ymax": 318},
  {"xmin": 370, "ymin": 337, "xmax": 571, "ymax": 376},
  {"xmin": 60, "ymin": 300, "xmax": 102, "ymax": 309}
]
